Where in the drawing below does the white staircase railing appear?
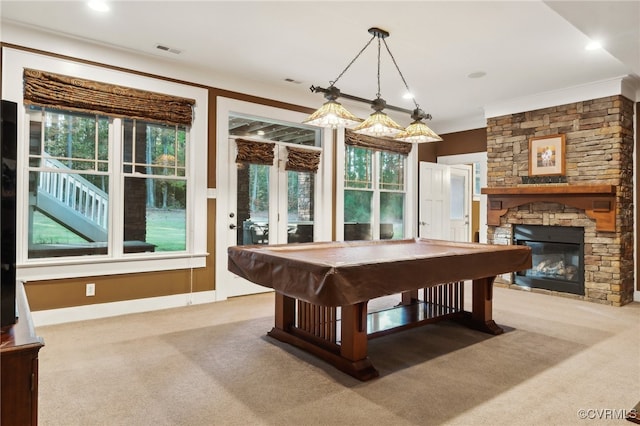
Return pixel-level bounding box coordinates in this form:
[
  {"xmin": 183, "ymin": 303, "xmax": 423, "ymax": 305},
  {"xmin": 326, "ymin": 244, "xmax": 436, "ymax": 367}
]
[{"xmin": 37, "ymin": 157, "xmax": 108, "ymax": 237}]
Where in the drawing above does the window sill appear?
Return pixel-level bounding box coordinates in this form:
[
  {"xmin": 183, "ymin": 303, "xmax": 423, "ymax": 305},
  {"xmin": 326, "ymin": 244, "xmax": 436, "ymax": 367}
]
[{"xmin": 16, "ymin": 252, "xmax": 208, "ymax": 281}]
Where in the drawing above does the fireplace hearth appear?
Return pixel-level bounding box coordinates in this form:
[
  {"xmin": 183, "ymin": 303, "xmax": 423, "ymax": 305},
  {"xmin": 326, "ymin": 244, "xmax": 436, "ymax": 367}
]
[{"xmin": 513, "ymin": 225, "xmax": 584, "ymax": 295}]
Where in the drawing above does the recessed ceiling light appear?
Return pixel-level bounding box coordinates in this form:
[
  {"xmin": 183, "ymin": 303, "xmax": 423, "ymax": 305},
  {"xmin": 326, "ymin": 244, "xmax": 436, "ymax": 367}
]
[
  {"xmin": 467, "ymin": 71, "xmax": 487, "ymax": 79},
  {"xmin": 88, "ymin": 0, "xmax": 109, "ymax": 12},
  {"xmin": 402, "ymin": 92, "xmax": 414, "ymax": 100},
  {"xmin": 585, "ymin": 40, "xmax": 603, "ymax": 51}
]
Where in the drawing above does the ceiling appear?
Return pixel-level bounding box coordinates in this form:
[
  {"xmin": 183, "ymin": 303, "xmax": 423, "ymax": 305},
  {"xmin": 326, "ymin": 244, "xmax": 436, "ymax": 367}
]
[{"xmin": 1, "ymin": 1, "xmax": 639, "ymax": 134}]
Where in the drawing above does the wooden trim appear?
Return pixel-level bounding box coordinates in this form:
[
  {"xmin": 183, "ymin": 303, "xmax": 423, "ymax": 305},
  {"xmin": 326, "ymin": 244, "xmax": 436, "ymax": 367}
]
[
  {"xmin": 637, "ymin": 102, "xmax": 640, "ymax": 291},
  {"xmin": 0, "ymin": 46, "xmax": 4, "ymax": 100},
  {"xmin": 481, "ymin": 185, "xmax": 617, "ymax": 232},
  {"xmin": 209, "ymin": 87, "xmax": 314, "ymax": 115},
  {"xmin": 1, "ymin": 42, "xmax": 210, "ymax": 89},
  {"xmin": 481, "ymin": 185, "xmax": 615, "ymax": 196}
]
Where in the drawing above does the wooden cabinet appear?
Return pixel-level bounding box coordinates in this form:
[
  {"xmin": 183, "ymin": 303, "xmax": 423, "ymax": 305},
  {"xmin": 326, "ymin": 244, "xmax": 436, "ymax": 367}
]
[{"xmin": 1, "ymin": 282, "xmax": 44, "ymax": 426}]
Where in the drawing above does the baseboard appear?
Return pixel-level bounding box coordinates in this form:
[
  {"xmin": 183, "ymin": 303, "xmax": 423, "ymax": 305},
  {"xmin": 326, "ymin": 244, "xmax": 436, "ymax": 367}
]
[
  {"xmin": 30, "ymin": 288, "xmax": 640, "ymax": 327},
  {"xmin": 31, "ymin": 290, "xmax": 217, "ymax": 327}
]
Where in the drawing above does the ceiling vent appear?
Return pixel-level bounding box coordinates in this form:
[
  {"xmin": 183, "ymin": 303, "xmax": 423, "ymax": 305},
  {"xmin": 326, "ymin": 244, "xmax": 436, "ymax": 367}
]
[{"xmin": 155, "ymin": 44, "xmax": 181, "ymax": 54}]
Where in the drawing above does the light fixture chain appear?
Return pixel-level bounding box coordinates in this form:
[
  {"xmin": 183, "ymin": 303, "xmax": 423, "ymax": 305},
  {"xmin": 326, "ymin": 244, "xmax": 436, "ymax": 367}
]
[
  {"xmin": 330, "ymin": 35, "xmax": 376, "ymax": 87},
  {"xmin": 382, "ymin": 39, "xmax": 420, "ymax": 110}
]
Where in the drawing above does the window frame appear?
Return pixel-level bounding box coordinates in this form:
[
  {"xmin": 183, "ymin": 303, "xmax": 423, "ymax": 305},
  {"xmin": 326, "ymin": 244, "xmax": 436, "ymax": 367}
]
[
  {"xmin": 336, "ymin": 129, "xmax": 418, "ymax": 241},
  {"xmin": 4, "ymin": 48, "xmax": 208, "ymax": 281}
]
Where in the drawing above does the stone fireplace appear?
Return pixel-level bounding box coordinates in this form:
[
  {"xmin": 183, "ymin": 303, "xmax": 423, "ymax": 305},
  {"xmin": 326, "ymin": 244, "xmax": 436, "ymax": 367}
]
[{"xmin": 483, "ymin": 95, "xmax": 634, "ymax": 306}]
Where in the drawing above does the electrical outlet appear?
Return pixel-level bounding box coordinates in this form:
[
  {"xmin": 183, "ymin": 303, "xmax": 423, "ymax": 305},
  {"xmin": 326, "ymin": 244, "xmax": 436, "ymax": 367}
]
[{"xmin": 86, "ymin": 283, "xmax": 95, "ymax": 297}]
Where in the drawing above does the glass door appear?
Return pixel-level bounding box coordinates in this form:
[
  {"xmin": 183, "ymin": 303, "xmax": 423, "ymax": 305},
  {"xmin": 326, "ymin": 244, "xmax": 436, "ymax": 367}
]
[
  {"xmin": 217, "ymin": 106, "xmax": 324, "ymax": 300},
  {"xmin": 236, "ymin": 161, "xmax": 272, "ymax": 246},
  {"xmin": 235, "ymin": 148, "xmax": 316, "ymax": 246}
]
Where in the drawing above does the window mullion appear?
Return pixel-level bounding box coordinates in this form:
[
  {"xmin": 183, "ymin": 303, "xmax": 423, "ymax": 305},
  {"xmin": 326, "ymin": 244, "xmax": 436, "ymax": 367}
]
[
  {"xmin": 371, "ymin": 151, "xmax": 381, "ymax": 239},
  {"xmin": 111, "ymin": 117, "xmax": 124, "ymax": 256}
]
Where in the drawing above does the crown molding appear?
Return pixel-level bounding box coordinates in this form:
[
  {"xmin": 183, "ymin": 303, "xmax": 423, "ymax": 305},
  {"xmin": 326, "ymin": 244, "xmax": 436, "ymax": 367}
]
[{"xmin": 484, "ymin": 75, "xmax": 637, "ymax": 119}]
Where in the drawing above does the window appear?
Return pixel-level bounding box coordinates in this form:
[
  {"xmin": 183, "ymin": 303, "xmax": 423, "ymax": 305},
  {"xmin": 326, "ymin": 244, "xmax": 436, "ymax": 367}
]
[
  {"xmin": 4, "ymin": 51, "xmax": 207, "ymax": 281},
  {"xmin": 27, "ymin": 106, "xmax": 190, "ymax": 259},
  {"xmin": 344, "ymin": 145, "xmax": 406, "ymax": 240},
  {"xmin": 27, "ymin": 107, "xmax": 110, "ymax": 258},
  {"xmin": 122, "ymin": 119, "xmax": 188, "ymax": 252}
]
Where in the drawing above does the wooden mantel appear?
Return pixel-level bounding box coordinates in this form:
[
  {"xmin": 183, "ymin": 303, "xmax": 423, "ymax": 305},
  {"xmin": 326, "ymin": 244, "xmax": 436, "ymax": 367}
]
[{"xmin": 480, "ymin": 185, "xmax": 617, "ymax": 232}]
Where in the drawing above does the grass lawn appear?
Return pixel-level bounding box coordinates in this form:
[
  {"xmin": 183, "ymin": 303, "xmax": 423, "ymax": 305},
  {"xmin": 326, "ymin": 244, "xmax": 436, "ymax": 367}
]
[
  {"xmin": 32, "ymin": 208, "xmax": 186, "ymax": 252},
  {"xmin": 146, "ymin": 208, "xmax": 186, "ymax": 251}
]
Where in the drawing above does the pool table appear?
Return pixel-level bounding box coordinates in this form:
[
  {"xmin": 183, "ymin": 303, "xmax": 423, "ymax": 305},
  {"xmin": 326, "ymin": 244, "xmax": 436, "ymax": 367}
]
[{"xmin": 228, "ymin": 238, "xmax": 532, "ymax": 380}]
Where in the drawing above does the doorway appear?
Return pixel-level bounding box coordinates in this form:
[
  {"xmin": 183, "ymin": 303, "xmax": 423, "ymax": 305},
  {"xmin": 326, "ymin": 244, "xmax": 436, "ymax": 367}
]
[
  {"xmin": 418, "ymin": 162, "xmax": 472, "ymax": 242},
  {"xmin": 438, "ymin": 152, "xmax": 487, "ymax": 243},
  {"xmin": 215, "ymin": 98, "xmax": 331, "ymax": 300},
  {"xmin": 232, "ymin": 140, "xmax": 318, "ymax": 247}
]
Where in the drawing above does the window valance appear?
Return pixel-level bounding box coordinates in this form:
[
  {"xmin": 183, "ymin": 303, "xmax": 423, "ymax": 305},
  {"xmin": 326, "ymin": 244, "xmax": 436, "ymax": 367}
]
[
  {"xmin": 23, "ymin": 68, "xmax": 195, "ymax": 126},
  {"xmin": 345, "ymin": 129, "xmax": 412, "ymax": 155},
  {"xmin": 285, "ymin": 147, "xmax": 321, "ymax": 173},
  {"xmin": 235, "ymin": 139, "xmax": 275, "ymax": 165}
]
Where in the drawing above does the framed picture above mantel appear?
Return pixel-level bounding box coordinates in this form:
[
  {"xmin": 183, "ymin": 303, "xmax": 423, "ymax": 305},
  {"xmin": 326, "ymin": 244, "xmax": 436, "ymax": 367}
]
[{"xmin": 529, "ymin": 134, "xmax": 565, "ymax": 176}]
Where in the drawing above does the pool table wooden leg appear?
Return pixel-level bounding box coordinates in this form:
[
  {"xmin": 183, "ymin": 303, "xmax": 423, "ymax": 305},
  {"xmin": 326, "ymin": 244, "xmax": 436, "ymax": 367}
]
[
  {"xmin": 273, "ymin": 292, "xmax": 295, "ymax": 331},
  {"xmin": 338, "ymin": 302, "xmax": 378, "ymax": 380},
  {"xmin": 268, "ymin": 294, "xmax": 379, "ymax": 381},
  {"xmin": 466, "ymin": 276, "xmax": 504, "ymax": 335}
]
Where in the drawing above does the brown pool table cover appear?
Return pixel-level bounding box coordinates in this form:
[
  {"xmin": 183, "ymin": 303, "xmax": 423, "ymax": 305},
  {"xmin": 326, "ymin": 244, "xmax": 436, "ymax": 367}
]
[{"xmin": 228, "ymin": 238, "xmax": 532, "ymax": 307}]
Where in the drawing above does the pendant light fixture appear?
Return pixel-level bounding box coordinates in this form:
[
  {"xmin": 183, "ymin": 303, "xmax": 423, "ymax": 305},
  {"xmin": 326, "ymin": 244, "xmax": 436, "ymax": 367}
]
[
  {"xmin": 302, "ymin": 86, "xmax": 362, "ymax": 128},
  {"xmin": 304, "ymin": 27, "xmax": 442, "ymax": 143},
  {"xmin": 351, "ymin": 28, "xmax": 404, "ymax": 137},
  {"xmin": 395, "ymin": 109, "xmax": 442, "ymax": 143}
]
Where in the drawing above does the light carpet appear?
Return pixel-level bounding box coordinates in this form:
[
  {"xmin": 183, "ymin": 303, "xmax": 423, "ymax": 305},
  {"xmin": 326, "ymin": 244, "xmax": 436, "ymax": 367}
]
[{"xmin": 36, "ymin": 285, "xmax": 640, "ymax": 425}]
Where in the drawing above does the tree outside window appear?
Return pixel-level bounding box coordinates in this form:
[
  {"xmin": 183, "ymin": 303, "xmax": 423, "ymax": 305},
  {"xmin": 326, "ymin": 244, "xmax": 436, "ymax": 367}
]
[{"xmin": 344, "ymin": 145, "xmax": 405, "ymax": 240}]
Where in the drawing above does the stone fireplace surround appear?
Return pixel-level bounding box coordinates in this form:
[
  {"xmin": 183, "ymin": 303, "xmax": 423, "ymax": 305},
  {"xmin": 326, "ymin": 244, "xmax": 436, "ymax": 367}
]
[{"xmin": 483, "ymin": 95, "xmax": 634, "ymax": 306}]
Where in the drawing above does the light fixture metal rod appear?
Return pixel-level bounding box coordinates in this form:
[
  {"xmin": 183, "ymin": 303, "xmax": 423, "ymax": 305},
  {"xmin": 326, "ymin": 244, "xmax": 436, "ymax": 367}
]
[{"xmin": 309, "ymin": 85, "xmax": 432, "ymax": 120}]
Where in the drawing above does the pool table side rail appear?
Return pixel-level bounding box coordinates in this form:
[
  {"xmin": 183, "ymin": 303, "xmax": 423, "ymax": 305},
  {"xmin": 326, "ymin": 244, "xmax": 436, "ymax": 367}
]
[{"xmin": 228, "ymin": 239, "xmax": 532, "ymax": 307}]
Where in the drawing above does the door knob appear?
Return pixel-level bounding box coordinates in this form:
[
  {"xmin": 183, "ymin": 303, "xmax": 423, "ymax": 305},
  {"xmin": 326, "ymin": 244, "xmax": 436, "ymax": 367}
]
[{"xmin": 229, "ymin": 224, "xmax": 237, "ymax": 229}]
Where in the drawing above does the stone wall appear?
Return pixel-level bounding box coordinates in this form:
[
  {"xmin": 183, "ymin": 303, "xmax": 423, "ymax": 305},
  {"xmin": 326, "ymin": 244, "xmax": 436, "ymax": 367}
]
[{"xmin": 486, "ymin": 95, "xmax": 634, "ymax": 306}]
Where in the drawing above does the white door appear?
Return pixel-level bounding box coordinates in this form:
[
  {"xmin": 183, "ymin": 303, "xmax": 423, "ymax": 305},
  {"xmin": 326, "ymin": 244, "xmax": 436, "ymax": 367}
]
[
  {"xmin": 419, "ymin": 162, "xmax": 472, "ymax": 241},
  {"xmin": 215, "ymin": 99, "xmax": 329, "ymax": 301},
  {"xmin": 419, "ymin": 162, "xmax": 450, "ymax": 239},
  {"xmin": 223, "ymin": 138, "xmax": 280, "ymax": 298},
  {"xmin": 223, "ymin": 140, "xmax": 321, "ymax": 299},
  {"xmin": 449, "ymin": 165, "xmax": 472, "ymax": 242},
  {"xmin": 438, "ymin": 152, "xmax": 487, "ymax": 243}
]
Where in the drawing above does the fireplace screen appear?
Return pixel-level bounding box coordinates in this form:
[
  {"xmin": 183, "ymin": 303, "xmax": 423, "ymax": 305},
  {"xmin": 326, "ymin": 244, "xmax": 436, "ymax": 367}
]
[{"xmin": 513, "ymin": 225, "xmax": 584, "ymax": 295}]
